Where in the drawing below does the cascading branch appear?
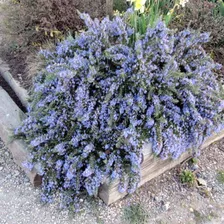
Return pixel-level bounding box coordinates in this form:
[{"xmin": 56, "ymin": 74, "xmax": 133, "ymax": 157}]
[{"xmin": 15, "ymin": 12, "xmax": 224, "ymax": 209}]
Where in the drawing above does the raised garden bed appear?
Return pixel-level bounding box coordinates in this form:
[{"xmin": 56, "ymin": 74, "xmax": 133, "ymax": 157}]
[
  {"xmin": 0, "ymin": 65, "xmax": 41, "ymax": 186},
  {"xmin": 0, "ymin": 0, "xmax": 223, "ymax": 212},
  {"xmin": 0, "ymin": 68, "xmax": 224, "ymax": 203},
  {"xmin": 99, "ymin": 130, "xmax": 224, "ymax": 204}
]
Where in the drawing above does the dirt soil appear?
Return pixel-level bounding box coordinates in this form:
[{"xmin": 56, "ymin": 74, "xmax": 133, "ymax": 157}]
[
  {"xmin": 0, "ymin": 138, "xmax": 224, "ymax": 224},
  {"xmin": 0, "ymin": 1, "xmax": 32, "ymax": 90},
  {"xmin": 0, "ymin": 50, "xmax": 31, "ymax": 89}
]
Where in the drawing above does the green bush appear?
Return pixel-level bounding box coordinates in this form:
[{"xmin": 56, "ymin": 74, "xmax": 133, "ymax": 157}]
[
  {"xmin": 114, "ymin": 0, "xmax": 128, "ymax": 12},
  {"xmin": 207, "ymin": 0, "xmax": 224, "ymax": 15}
]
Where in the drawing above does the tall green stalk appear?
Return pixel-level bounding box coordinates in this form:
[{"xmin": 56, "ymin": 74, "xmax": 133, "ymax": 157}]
[{"xmin": 126, "ymin": 0, "xmax": 181, "ymax": 44}]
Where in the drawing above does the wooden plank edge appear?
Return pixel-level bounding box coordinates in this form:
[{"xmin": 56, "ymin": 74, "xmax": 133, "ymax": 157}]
[
  {"xmin": 7, "ymin": 139, "xmax": 42, "ymax": 187},
  {"xmin": 200, "ymin": 129, "xmax": 224, "ymax": 150},
  {"xmin": 99, "ymin": 129, "xmax": 224, "ymax": 205},
  {"xmin": 0, "ymin": 87, "xmax": 41, "ymax": 187},
  {"xmin": 0, "ymin": 67, "xmax": 29, "ymax": 108}
]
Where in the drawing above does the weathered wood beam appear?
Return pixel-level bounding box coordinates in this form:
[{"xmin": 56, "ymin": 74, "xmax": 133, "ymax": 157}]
[
  {"xmin": 98, "ymin": 129, "xmax": 224, "ymax": 205},
  {"xmin": 0, "ymin": 87, "xmax": 41, "ymax": 187},
  {"xmin": 0, "ymin": 67, "xmax": 28, "ymax": 108}
]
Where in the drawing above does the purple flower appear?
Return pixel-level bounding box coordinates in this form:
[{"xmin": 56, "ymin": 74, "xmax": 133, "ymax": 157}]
[
  {"xmin": 22, "ymin": 161, "xmax": 34, "ymax": 171},
  {"xmin": 54, "ymin": 143, "xmax": 66, "ymax": 155},
  {"xmin": 14, "ymin": 12, "xmax": 224, "ymax": 210},
  {"xmin": 82, "ymin": 166, "xmax": 94, "ymax": 177}
]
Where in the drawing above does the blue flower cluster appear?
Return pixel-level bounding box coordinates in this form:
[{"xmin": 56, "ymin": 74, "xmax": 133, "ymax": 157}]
[{"xmin": 15, "ymin": 12, "xmax": 224, "ymax": 209}]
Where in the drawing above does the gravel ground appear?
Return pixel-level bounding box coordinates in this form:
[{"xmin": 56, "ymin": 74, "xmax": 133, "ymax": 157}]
[{"xmin": 0, "ymin": 138, "xmax": 224, "ymax": 224}]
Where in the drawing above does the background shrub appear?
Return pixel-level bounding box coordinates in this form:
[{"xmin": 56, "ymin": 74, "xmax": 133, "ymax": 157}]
[
  {"xmin": 1, "ymin": 0, "xmax": 110, "ymax": 47},
  {"xmin": 114, "ymin": 0, "xmax": 128, "ymax": 12},
  {"xmin": 16, "ymin": 12, "xmax": 224, "ymax": 209},
  {"xmin": 170, "ymin": 0, "xmax": 224, "ymax": 83},
  {"xmin": 0, "ymin": 0, "xmax": 109, "ymax": 88}
]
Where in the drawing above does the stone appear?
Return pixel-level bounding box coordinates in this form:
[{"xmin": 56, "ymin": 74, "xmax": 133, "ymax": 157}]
[
  {"xmin": 197, "ymin": 178, "xmax": 207, "ymax": 186},
  {"xmin": 196, "ymin": 173, "xmax": 202, "ymax": 178},
  {"xmin": 192, "ymin": 164, "xmax": 199, "ymax": 171},
  {"xmin": 14, "ymin": 170, "xmax": 20, "ymax": 177},
  {"xmin": 164, "ymin": 202, "xmax": 170, "ymax": 211},
  {"xmin": 4, "ymin": 151, "xmax": 9, "ymax": 157}
]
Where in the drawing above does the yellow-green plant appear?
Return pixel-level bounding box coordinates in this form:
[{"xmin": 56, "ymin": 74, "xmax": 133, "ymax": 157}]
[
  {"xmin": 215, "ymin": 0, "xmax": 224, "ymax": 16},
  {"xmin": 217, "ymin": 170, "xmax": 224, "ymax": 184},
  {"xmin": 180, "ymin": 170, "xmax": 196, "ymax": 186},
  {"xmin": 125, "ymin": 0, "xmax": 189, "ymax": 42},
  {"xmin": 206, "ymin": 0, "xmax": 224, "ymax": 17}
]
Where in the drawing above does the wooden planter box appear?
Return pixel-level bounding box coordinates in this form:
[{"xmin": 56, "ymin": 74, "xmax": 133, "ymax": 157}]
[
  {"xmin": 0, "ymin": 65, "xmax": 42, "ymax": 187},
  {"xmin": 1, "ymin": 65, "xmax": 224, "ymax": 204},
  {"xmin": 98, "ymin": 130, "xmax": 224, "ymax": 204},
  {"xmin": 99, "ymin": 130, "xmax": 224, "ymax": 205}
]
